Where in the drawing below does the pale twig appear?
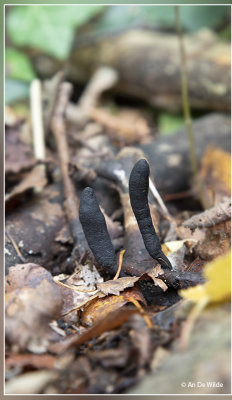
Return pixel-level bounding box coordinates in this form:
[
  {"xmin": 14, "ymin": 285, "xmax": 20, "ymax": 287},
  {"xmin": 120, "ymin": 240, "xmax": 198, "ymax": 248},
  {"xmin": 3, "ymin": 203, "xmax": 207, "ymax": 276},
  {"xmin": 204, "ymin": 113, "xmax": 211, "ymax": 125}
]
[
  {"xmin": 5, "ymin": 230, "xmax": 25, "ymax": 263},
  {"xmin": 149, "ymin": 177, "xmax": 178, "ymax": 230},
  {"xmin": 78, "ymin": 67, "xmax": 118, "ymax": 112},
  {"xmin": 129, "ymin": 299, "xmax": 153, "ymax": 329},
  {"xmin": 50, "ymin": 82, "xmax": 82, "ymax": 250},
  {"xmin": 149, "ymin": 177, "xmax": 169, "ymax": 216},
  {"xmin": 113, "ymin": 249, "xmax": 125, "ymax": 280},
  {"xmin": 183, "ymin": 197, "xmax": 231, "ymax": 229},
  {"xmin": 53, "ymin": 276, "xmax": 97, "ymax": 293},
  {"xmin": 61, "ymin": 293, "xmax": 100, "ymax": 316},
  {"xmin": 30, "ymin": 79, "xmax": 45, "ymax": 160}
]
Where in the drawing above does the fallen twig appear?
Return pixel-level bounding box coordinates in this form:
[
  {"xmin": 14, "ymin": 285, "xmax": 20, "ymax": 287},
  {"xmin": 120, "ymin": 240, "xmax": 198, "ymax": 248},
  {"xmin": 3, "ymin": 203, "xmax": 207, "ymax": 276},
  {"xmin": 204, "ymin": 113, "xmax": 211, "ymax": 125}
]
[
  {"xmin": 183, "ymin": 197, "xmax": 231, "ymax": 229},
  {"xmin": 50, "ymin": 82, "xmax": 86, "ymax": 257},
  {"xmin": 5, "ymin": 230, "xmax": 26, "ymax": 263},
  {"xmin": 30, "ymin": 79, "xmax": 46, "ymax": 160}
]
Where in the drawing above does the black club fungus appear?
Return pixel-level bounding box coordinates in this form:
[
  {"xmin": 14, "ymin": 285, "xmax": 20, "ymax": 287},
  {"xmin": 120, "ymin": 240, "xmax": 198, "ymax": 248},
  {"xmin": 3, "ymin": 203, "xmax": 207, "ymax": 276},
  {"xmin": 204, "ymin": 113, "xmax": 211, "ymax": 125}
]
[
  {"xmin": 79, "ymin": 187, "xmax": 118, "ymax": 275},
  {"xmin": 129, "ymin": 159, "xmax": 172, "ymax": 269}
]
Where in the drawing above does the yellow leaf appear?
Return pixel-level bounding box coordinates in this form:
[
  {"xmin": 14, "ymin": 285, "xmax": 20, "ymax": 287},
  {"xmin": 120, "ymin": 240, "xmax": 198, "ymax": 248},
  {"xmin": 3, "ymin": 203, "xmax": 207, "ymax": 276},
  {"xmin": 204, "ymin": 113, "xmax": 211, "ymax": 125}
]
[{"xmin": 179, "ymin": 251, "xmax": 231, "ymax": 304}]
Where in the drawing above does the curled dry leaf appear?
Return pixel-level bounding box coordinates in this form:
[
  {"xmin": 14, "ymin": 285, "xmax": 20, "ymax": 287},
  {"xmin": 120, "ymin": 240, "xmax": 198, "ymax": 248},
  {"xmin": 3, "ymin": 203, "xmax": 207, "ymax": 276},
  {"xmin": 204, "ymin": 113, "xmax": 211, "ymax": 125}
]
[
  {"xmin": 54, "ymin": 263, "xmax": 103, "ymax": 323},
  {"xmin": 5, "ymin": 264, "xmax": 63, "ymax": 352},
  {"xmin": 48, "ymin": 307, "xmax": 137, "ymax": 355},
  {"xmin": 5, "ymin": 165, "xmax": 47, "ymax": 211},
  {"xmin": 146, "ymin": 266, "xmax": 168, "ymax": 292},
  {"xmin": 97, "ymin": 276, "xmax": 140, "ymax": 296},
  {"xmin": 81, "ymin": 286, "xmax": 146, "ymax": 326}
]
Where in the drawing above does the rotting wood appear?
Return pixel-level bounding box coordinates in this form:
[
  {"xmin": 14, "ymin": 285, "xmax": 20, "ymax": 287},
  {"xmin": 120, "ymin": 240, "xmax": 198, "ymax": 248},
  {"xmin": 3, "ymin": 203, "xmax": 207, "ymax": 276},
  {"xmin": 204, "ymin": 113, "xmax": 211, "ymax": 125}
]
[{"xmin": 32, "ymin": 30, "xmax": 230, "ymax": 112}]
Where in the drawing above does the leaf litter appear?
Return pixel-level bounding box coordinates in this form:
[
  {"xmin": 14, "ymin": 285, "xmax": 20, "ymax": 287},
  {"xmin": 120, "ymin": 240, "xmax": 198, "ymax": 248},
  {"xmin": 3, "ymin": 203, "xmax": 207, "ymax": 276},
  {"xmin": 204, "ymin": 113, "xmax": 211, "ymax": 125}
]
[{"xmin": 5, "ymin": 67, "xmax": 231, "ymax": 394}]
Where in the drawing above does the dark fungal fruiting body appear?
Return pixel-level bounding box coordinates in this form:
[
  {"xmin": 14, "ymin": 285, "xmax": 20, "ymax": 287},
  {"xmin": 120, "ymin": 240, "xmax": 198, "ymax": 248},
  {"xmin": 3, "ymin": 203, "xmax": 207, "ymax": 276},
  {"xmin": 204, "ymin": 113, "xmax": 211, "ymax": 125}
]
[
  {"xmin": 129, "ymin": 159, "xmax": 172, "ymax": 270},
  {"xmin": 79, "ymin": 187, "xmax": 118, "ymax": 275}
]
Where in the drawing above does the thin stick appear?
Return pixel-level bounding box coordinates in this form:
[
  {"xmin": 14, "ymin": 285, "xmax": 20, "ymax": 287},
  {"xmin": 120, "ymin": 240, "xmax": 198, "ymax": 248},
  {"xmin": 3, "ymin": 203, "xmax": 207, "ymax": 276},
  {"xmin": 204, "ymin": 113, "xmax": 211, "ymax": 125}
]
[
  {"xmin": 30, "ymin": 79, "xmax": 45, "ymax": 160},
  {"xmin": 113, "ymin": 249, "xmax": 125, "ymax": 280},
  {"xmin": 78, "ymin": 67, "xmax": 118, "ymax": 112},
  {"xmin": 53, "ymin": 277, "xmax": 97, "ymax": 293},
  {"xmin": 5, "ymin": 230, "xmax": 25, "ymax": 263},
  {"xmin": 50, "ymin": 82, "xmax": 81, "ymax": 248},
  {"xmin": 61, "ymin": 293, "xmax": 100, "ymax": 316},
  {"xmin": 129, "ymin": 299, "xmax": 153, "ymax": 329},
  {"xmin": 175, "ymin": 6, "xmax": 204, "ymax": 205}
]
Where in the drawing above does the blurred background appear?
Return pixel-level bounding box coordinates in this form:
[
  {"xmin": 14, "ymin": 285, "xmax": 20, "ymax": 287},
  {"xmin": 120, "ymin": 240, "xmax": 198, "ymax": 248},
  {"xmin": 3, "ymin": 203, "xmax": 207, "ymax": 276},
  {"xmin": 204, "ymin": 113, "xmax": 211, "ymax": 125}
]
[{"xmin": 5, "ymin": 5, "xmax": 230, "ymax": 134}]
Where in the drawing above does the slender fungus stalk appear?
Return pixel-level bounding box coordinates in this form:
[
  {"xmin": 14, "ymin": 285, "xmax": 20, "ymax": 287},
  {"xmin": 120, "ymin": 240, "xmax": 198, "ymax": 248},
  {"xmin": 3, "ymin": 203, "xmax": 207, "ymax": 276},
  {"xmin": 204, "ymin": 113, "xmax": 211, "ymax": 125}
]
[
  {"xmin": 129, "ymin": 159, "xmax": 172, "ymax": 270},
  {"xmin": 79, "ymin": 187, "xmax": 118, "ymax": 276}
]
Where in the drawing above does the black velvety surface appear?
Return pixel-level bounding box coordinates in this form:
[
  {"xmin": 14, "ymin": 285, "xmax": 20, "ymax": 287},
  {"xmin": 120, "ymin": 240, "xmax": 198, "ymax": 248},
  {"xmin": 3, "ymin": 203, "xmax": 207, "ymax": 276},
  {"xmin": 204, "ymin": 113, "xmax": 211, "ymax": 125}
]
[
  {"xmin": 79, "ymin": 187, "xmax": 118, "ymax": 275},
  {"xmin": 129, "ymin": 159, "xmax": 172, "ymax": 269}
]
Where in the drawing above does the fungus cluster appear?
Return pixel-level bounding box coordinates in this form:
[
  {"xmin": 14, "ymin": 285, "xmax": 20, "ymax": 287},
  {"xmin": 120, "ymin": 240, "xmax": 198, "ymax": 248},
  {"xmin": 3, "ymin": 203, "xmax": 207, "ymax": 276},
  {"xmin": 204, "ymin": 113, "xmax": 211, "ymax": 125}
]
[{"xmin": 79, "ymin": 159, "xmax": 172, "ymax": 276}]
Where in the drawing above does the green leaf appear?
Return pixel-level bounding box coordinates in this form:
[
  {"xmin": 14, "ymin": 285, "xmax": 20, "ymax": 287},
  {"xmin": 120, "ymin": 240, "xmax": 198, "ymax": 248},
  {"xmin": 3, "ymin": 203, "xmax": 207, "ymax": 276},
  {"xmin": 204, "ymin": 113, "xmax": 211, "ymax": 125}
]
[
  {"xmin": 5, "ymin": 78, "xmax": 30, "ymax": 104},
  {"xmin": 158, "ymin": 113, "xmax": 185, "ymax": 136},
  {"xmin": 5, "ymin": 47, "xmax": 36, "ymax": 82},
  {"xmin": 6, "ymin": 5, "xmax": 105, "ymax": 60},
  {"xmin": 94, "ymin": 5, "xmax": 229, "ymax": 34},
  {"xmin": 140, "ymin": 6, "xmax": 229, "ymax": 32}
]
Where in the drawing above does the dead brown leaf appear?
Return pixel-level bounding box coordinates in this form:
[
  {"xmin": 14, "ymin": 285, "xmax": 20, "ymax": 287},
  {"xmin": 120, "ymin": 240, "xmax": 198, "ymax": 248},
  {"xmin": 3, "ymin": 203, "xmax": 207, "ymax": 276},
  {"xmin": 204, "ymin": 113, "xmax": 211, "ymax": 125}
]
[
  {"xmin": 5, "ymin": 185, "xmax": 66, "ymax": 273},
  {"xmin": 81, "ymin": 286, "xmax": 146, "ymax": 327},
  {"xmin": 5, "ymin": 122, "xmax": 35, "ymax": 177},
  {"xmin": 147, "ymin": 266, "xmax": 168, "ymax": 292},
  {"xmin": 5, "ymin": 165, "xmax": 47, "ymax": 211},
  {"xmin": 97, "ymin": 276, "xmax": 140, "ymax": 296},
  {"xmin": 5, "ymin": 263, "xmax": 55, "ymax": 293},
  {"xmin": 5, "ymin": 264, "xmax": 63, "ymax": 352},
  {"xmin": 198, "ymin": 146, "xmax": 231, "ymax": 207},
  {"xmin": 5, "ymin": 353, "xmax": 57, "ymax": 370},
  {"xmin": 48, "ymin": 307, "xmax": 138, "ymax": 355},
  {"xmin": 194, "ymin": 219, "xmax": 231, "ymax": 260},
  {"xmin": 90, "ymin": 107, "xmax": 150, "ymax": 145}
]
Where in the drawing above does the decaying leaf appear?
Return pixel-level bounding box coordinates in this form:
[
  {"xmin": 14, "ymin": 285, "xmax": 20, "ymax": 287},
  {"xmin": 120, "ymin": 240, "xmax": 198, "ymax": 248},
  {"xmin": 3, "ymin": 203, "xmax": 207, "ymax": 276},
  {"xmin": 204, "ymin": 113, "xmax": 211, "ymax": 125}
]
[
  {"xmin": 54, "ymin": 263, "xmax": 103, "ymax": 323},
  {"xmin": 5, "ymin": 122, "xmax": 35, "ymax": 178},
  {"xmin": 5, "ymin": 185, "xmax": 66, "ymax": 273},
  {"xmin": 194, "ymin": 219, "xmax": 231, "ymax": 261},
  {"xmin": 97, "ymin": 276, "xmax": 140, "ymax": 296},
  {"xmin": 198, "ymin": 146, "xmax": 231, "ymax": 208},
  {"xmin": 147, "ymin": 266, "xmax": 168, "ymax": 292},
  {"xmin": 81, "ymin": 286, "xmax": 146, "ymax": 326},
  {"xmin": 90, "ymin": 107, "xmax": 151, "ymax": 145},
  {"xmin": 5, "ymin": 263, "xmax": 63, "ymax": 352},
  {"xmin": 5, "ymin": 165, "xmax": 47, "ymax": 211},
  {"xmin": 48, "ymin": 307, "xmax": 138, "ymax": 355},
  {"xmin": 162, "ymin": 239, "xmax": 197, "ymax": 271}
]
